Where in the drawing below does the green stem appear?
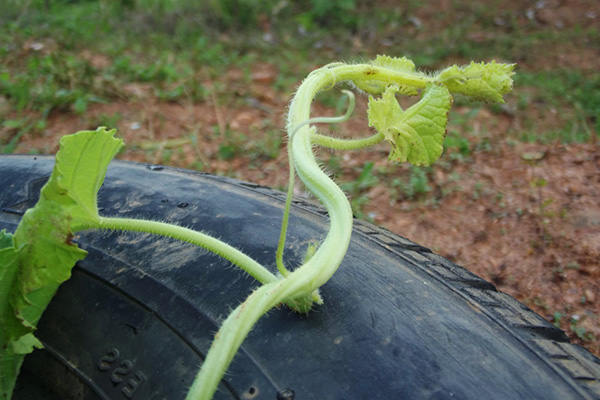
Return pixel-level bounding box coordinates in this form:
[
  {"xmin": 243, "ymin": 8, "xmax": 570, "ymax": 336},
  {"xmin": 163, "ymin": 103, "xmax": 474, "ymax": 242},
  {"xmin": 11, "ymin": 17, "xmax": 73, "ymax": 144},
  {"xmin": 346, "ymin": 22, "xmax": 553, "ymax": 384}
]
[
  {"xmin": 311, "ymin": 131, "xmax": 385, "ymax": 150},
  {"xmin": 185, "ymin": 62, "xmax": 434, "ymax": 400},
  {"xmin": 274, "ymin": 159, "xmax": 295, "ymax": 277},
  {"xmin": 94, "ymin": 216, "xmax": 278, "ymax": 285},
  {"xmin": 275, "ymin": 90, "xmax": 355, "ymax": 277},
  {"xmin": 80, "ymin": 216, "xmax": 319, "ymax": 312}
]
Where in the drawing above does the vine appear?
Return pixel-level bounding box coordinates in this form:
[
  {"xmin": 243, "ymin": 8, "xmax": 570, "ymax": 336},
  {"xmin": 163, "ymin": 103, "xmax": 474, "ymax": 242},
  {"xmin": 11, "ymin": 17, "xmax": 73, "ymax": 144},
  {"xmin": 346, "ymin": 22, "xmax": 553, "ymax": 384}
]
[{"xmin": 0, "ymin": 56, "xmax": 515, "ymax": 400}]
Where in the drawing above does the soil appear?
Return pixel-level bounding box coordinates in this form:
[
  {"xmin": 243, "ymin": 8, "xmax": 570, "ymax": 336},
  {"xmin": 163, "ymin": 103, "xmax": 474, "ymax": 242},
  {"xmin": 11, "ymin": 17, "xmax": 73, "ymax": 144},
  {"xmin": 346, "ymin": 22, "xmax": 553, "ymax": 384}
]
[
  {"xmin": 2, "ymin": 0, "xmax": 599, "ymax": 356},
  {"xmin": 9, "ymin": 79, "xmax": 600, "ymax": 356}
]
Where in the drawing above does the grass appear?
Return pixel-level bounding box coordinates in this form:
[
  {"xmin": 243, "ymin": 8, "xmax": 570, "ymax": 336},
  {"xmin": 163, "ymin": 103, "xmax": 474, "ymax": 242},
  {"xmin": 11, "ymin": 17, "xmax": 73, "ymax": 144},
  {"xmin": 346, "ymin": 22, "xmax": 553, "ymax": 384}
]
[
  {"xmin": 1, "ymin": 0, "xmax": 599, "ymax": 362},
  {"xmin": 1, "ymin": 0, "xmax": 596, "ymax": 195},
  {"xmin": 390, "ymin": 166, "xmax": 432, "ymax": 201},
  {"xmin": 515, "ymin": 71, "xmax": 600, "ymax": 142},
  {"xmin": 340, "ymin": 161, "xmax": 379, "ymax": 220},
  {"xmin": 0, "ymin": 0, "xmax": 596, "ymax": 175},
  {"xmin": 0, "ymin": 4, "xmax": 596, "ymax": 164},
  {"xmin": 2, "ymin": 2, "xmax": 597, "ymax": 137}
]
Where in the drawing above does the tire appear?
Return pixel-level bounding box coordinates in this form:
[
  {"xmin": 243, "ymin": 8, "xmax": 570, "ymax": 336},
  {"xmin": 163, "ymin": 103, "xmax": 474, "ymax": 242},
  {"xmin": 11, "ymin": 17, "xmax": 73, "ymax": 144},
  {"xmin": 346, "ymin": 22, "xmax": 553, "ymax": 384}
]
[{"xmin": 2, "ymin": 155, "xmax": 600, "ymax": 400}]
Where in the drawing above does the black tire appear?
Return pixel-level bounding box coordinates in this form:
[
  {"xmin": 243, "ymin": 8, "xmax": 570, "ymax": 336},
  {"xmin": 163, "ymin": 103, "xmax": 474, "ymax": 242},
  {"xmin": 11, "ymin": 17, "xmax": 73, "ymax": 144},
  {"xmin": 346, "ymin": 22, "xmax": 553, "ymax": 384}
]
[{"xmin": 2, "ymin": 155, "xmax": 600, "ymax": 400}]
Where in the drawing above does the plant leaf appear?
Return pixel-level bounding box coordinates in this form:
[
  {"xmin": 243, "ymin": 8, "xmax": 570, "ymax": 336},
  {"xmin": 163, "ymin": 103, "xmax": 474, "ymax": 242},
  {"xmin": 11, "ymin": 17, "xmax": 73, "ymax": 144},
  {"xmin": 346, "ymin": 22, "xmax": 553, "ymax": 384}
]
[
  {"xmin": 371, "ymin": 55, "xmax": 416, "ymax": 74},
  {"xmin": 368, "ymin": 84, "xmax": 453, "ymax": 166},
  {"xmin": 52, "ymin": 127, "xmax": 124, "ymax": 227},
  {"xmin": 355, "ymin": 55, "xmax": 421, "ymax": 96},
  {"xmin": 0, "ymin": 232, "xmax": 27, "ymax": 398},
  {"xmin": 1, "ymin": 127, "xmax": 123, "ymax": 399},
  {"xmin": 436, "ymin": 60, "xmax": 516, "ymax": 103}
]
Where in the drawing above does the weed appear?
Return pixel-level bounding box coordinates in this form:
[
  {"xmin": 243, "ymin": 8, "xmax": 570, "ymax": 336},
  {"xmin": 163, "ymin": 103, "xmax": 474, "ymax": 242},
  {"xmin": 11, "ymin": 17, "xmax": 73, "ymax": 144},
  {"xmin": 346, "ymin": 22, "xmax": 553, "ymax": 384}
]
[
  {"xmin": 567, "ymin": 262, "xmax": 581, "ymax": 270},
  {"xmin": 218, "ymin": 144, "xmax": 237, "ymax": 160},
  {"xmin": 444, "ymin": 130, "xmax": 472, "ymax": 161},
  {"xmin": 516, "ymin": 71, "xmax": 600, "ymax": 143},
  {"xmin": 391, "ymin": 166, "xmax": 432, "ymax": 201},
  {"xmin": 0, "ymin": 73, "xmax": 31, "ymax": 112},
  {"xmin": 216, "ymin": 128, "xmax": 246, "ymax": 161},
  {"xmin": 0, "ymin": 43, "xmax": 518, "ymax": 400},
  {"xmin": 0, "ymin": 51, "xmax": 110, "ymax": 115},
  {"xmin": 341, "ymin": 161, "xmax": 379, "ymax": 193},
  {"xmin": 248, "ymin": 129, "xmax": 283, "ymax": 160},
  {"xmin": 89, "ymin": 112, "xmax": 123, "ymax": 130},
  {"xmin": 571, "ymin": 315, "xmax": 595, "ymax": 342},
  {"xmin": 316, "ymin": 90, "xmax": 345, "ymax": 109},
  {"xmin": 324, "ymin": 154, "xmax": 343, "ymax": 176},
  {"xmin": 340, "ymin": 161, "xmax": 379, "ymax": 220},
  {"xmin": 299, "ymin": 0, "xmax": 360, "ymax": 30},
  {"xmin": 553, "ymin": 311, "xmax": 563, "ymax": 328},
  {"xmin": 1, "ymin": 119, "xmax": 33, "ymax": 154},
  {"xmin": 553, "ymin": 311, "xmax": 595, "ymax": 342},
  {"xmin": 472, "ymin": 181, "xmax": 484, "ymax": 200}
]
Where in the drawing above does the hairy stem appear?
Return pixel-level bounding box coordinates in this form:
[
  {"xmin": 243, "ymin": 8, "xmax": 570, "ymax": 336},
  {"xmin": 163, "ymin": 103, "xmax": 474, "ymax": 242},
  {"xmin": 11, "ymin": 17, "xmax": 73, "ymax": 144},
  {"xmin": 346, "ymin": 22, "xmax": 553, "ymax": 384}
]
[
  {"xmin": 275, "ymin": 90, "xmax": 355, "ymax": 277},
  {"xmin": 186, "ymin": 64, "xmax": 407, "ymax": 400},
  {"xmin": 311, "ymin": 131, "xmax": 385, "ymax": 150},
  {"xmin": 92, "ymin": 216, "xmax": 278, "ymax": 285}
]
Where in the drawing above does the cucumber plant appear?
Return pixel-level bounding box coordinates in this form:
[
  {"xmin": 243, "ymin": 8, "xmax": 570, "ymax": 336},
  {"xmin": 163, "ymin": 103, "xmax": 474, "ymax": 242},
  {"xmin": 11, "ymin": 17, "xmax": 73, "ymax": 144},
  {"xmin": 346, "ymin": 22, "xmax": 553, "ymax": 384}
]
[{"xmin": 0, "ymin": 55, "xmax": 515, "ymax": 400}]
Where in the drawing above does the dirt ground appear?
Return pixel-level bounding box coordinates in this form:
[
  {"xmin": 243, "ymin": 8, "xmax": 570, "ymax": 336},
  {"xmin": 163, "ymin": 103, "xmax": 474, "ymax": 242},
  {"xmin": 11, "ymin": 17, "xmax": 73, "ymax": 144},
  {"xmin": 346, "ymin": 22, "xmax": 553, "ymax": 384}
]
[
  {"xmin": 3, "ymin": 0, "xmax": 599, "ymax": 356},
  {"xmin": 10, "ymin": 72, "xmax": 600, "ymax": 356}
]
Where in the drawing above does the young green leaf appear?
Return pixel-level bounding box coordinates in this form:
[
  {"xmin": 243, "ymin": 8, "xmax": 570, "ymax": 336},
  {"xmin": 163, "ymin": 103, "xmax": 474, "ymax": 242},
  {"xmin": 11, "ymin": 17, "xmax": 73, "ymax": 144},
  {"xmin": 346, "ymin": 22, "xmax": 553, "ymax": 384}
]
[
  {"xmin": 436, "ymin": 60, "xmax": 516, "ymax": 103},
  {"xmin": 371, "ymin": 55, "xmax": 416, "ymax": 74},
  {"xmin": 354, "ymin": 55, "xmax": 421, "ymax": 96},
  {"xmin": 0, "ymin": 128, "xmax": 123, "ymax": 399},
  {"xmin": 0, "ymin": 231, "xmax": 37, "ymax": 399},
  {"xmin": 368, "ymin": 83, "xmax": 453, "ymax": 166},
  {"xmin": 50, "ymin": 127, "xmax": 124, "ymax": 228}
]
